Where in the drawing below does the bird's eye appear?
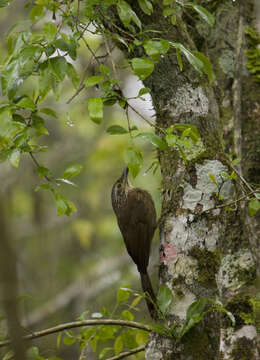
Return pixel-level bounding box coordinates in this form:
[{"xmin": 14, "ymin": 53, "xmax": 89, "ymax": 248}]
[{"xmin": 117, "ymin": 183, "xmax": 121, "ymax": 189}]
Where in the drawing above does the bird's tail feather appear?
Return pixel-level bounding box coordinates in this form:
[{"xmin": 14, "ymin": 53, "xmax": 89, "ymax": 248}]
[{"xmin": 140, "ymin": 272, "xmax": 157, "ymax": 320}]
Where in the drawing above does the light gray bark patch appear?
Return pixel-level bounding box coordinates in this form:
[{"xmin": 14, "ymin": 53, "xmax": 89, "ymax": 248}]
[
  {"xmin": 183, "ymin": 160, "xmax": 233, "ymax": 211},
  {"xmin": 220, "ymin": 326, "xmax": 258, "ymax": 359},
  {"xmin": 167, "ymin": 85, "xmax": 209, "ymax": 117},
  {"xmin": 167, "ymin": 215, "xmax": 218, "ymax": 253},
  {"xmin": 216, "ymin": 250, "xmax": 255, "ymax": 292},
  {"xmin": 218, "ymin": 49, "xmax": 235, "ymax": 77}
]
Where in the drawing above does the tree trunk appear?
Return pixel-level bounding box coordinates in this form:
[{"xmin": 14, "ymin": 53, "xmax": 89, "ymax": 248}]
[{"xmin": 116, "ymin": 0, "xmax": 260, "ymax": 358}]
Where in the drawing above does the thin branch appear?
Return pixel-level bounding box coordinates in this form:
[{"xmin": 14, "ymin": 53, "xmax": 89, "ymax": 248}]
[
  {"xmin": 106, "ymin": 345, "xmax": 145, "ymax": 360},
  {"xmin": 0, "ymin": 320, "xmax": 151, "ymax": 348},
  {"xmin": 229, "ymin": 162, "xmax": 255, "ymax": 194},
  {"xmin": 205, "ymin": 188, "xmax": 260, "ymax": 213},
  {"xmin": 127, "ymin": 102, "xmax": 162, "ymax": 132},
  {"xmin": 29, "ymin": 152, "xmax": 52, "ymax": 183},
  {"xmin": 66, "ymin": 43, "xmax": 104, "ymax": 104}
]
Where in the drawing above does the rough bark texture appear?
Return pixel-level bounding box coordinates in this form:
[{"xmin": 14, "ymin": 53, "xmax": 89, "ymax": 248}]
[
  {"xmin": 108, "ymin": 0, "xmax": 260, "ymax": 358},
  {"xmin": 134, "ymin": 1, "xmax": 259, "ymax": 359}
]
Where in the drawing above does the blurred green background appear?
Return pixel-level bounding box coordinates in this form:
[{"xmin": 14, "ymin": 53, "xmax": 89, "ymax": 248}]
[{"xmin": 0, "ymin": 1, "xmax": 161, "ymax": 359}]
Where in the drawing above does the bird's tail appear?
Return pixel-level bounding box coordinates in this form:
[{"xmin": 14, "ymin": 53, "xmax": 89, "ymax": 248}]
[{"xmin": 140, "ymin": 272, "xmax": 157, "ymax": 320}]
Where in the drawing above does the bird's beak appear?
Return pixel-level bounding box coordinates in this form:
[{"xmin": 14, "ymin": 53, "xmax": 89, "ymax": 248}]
[
  {"xmin": 120, "ymin": 166, "xmax": 129, "ymax": 187},
  {"xmin": 122, "ymin": 166, "xmax": 129, "ymax": 179}
]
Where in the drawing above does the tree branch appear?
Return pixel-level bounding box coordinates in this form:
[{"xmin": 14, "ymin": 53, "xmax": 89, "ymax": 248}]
[
  {"xmin": 0, "ymin": 320, "xmax": 151, "ymax": 348},
  {"xmin": 106, "ymin": 345, "xmax": 145, "ymax": 360}
]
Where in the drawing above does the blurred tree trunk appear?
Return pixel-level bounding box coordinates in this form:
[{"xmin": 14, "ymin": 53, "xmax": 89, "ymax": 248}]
[
  {"xmin": 0, "ymin": 198, "xmax": 26, "ymax": 360},
  {"xmin": 109, "ymin": 0, "xmax": 260, "ymax": 358}
]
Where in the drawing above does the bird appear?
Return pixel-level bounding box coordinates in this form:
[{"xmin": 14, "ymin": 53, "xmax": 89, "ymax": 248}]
[{"xmin": 111, "ymin": 166, "xmax": 157, "ymax": 319}]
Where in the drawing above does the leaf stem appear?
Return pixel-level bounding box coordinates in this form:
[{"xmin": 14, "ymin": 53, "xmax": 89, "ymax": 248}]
[
  {"xmin": 0, "ymin": 320, "xmax": 151, "ymax": 348},
  {"xmin": 106, "ymin": 345, "xmax": 145, "ymax": 360}
]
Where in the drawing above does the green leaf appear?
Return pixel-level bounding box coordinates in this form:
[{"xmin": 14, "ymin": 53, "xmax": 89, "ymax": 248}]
[
  {"xmin": 55, "ymin": 194, "xmax": 68, "ymax": 216},
  {"xmin": 231, "ymin": 157, "xmax": 241, "ymax": 166},
  {"xmin": 35, "ymin": 184, "xmax": 52, "ymax": 192},
  {"xmin": 9, "ymin": 149, "xmax": 20, "ymax": 168},
  {"xmin": 138, "ymin": 0, "xmax": 153, "ymax": 15},
  {"xmin": 137, "ymin": 132, "xmax": 168, "ymax": 150},
  {"xmin": 166, "ymin": 133, "xmax": 178, "ymax": 146},
  {"xmin": 163, "ymin": 7, "xmax": 175, "ymax": 17},
  {"xmin": 26, "ymin": 346, "xmax": 40, "ymax": 360},
  {"xmin": 16, "ymin": 96, "xmax": 36, "ymax": 111},
  {"xmin": 63, "ymin": 336, "xmax": 76, "ymax": 346},
  {"xmin": 157, "ymin": 285, "xmax": 173, "ymax": 315},
  {"xmin": 54, "ymin": 194, "xmax": 76, "ymax": 216},
  {"xmin": 63, "ymin": 164, "xmax": 83, "ymax": 178},
  {"xmin": 54, "ymin": 38, "xmax": 69, "ymax": 51},
  {"xmin": 208, "ymin": 173, "xmax": 218, "ymax": 185},
  {"xmin": 1, "ymin": 56, "xmax": 34, "ymax": 98},
  {"xmin": 99, "ymin": 347, "xmax": 113, "ymax": 359},
  {"xmin": 151, "ymin": 323, "xmax": 171, "ymax": 336},
  {"xmin": 0, "ymin": 107, "xmax": 24, "ymax": 145},
  {"xmin": 56, "ymin": 332, "xmax": 62, "ymax": 349},
  {"xmin": 3, "ymin": 350, "xmax": 14, "ymax": 360},
  {"xmin": 37, "ymin": 166, "xmax": 51, "ymax": 179},
  {"xmin": 171, "ymin": 13, "xmax": 177, "ymax": 25},
  {"xmin": 99, "ymin": 64, "xmax": 110, "ymax": 77},
  {"xmin": 121, "ymin": 329, "xmax": 137, "ymax": 348},
  {"xmin": 88, "ymin": 97, "xmax": 103, "ymax": 124},
  {"xmin": 114, "ymin": 336, "xmax": 123, "ymax": 355},
  {"xmin": 144, "ymin": 40, "xmax": 170, "ymax": 61},
  {"xmin": 185, "ymin": 3, "xmax": 214, "ymax": 27},
  {"xmin": 163, "ymin": 0, "xmax": 174, "ymax": 5},
  {"xmin": 193, "ymin": 51, "xmax": 214, "ymax": 84},
  {"xmin": 131, "ymin": 58, "xmax": 154, "ymax": 80},
  {"xmin": 180, "ymin": 298, "xmax": 208, "ymax": 337},
  {"xmin": 117, "ymin": 288, "xmax": 130, "ymax": 303},
  {"xmin": 77, "ymin": 310, "xmax": 89, "ymax": 321},
  {"xmin": 171, "ymin": 43, "xmax": 203, "ymax": 74},
  {"xmin": 40, "ymin": 108, "xmax": 58, "ymax": 118},
  {"xmin": 32, "ymin": 114, "xmax": 49, "ymax": 136},
  {"xmin": 176, "ymin": 48, "xmax": 183, "ymax": 71},
  {"xmin": 121, "ymin": 309, "xmax": 134, "ymax": 321},
  {"xmin": 138, "ymin": 87, "xmax": 150, "ymax": 96},
  {"xmin": 106, "ymin": 125, "xmax": 128, "ymax": 135},
  {"xmin": 66, "ymin": 63, "xmax": 80, "ymax": 89},
  {"xmin": 125, "ymin": 147, "xmax": 143, "ymax": 178},
  {"xmin": 0, "ymin": 0, "xmax": 11, "ymax": 7},
  {"xmin": 135, "ymin": 329, "xmax": 149, "ymax": 344},
  {"xmin": 30, "ymin": 5, "xmax": 44, "ymax": 21},
  {"xmin": 117, "ymin": 0, "xmax": 142, "ymax": 30},
  {"xmin": 85, "ymin": 76, "xmax": 104, "ymax": 89},
  {"xmin": 112, "ymin": 34, "xmax": 130, "ymax": 51},
  {"xmin": 173, "ymin": 124, "xmax": 200, "ymax": 142},
  {"xmin": 130, "ymin": 295, "xmax": 142, "ymax": 308},
  {"xmin": 49, "ymin": 56, "xmax": 68, "ymax": 81},
  {"xmin": 248, "ymin": 199, "xmax": 260, "ymax": 216},
  {"xmin": 42, "ymin": 22, "xmax": 57, "ymax": 42}
]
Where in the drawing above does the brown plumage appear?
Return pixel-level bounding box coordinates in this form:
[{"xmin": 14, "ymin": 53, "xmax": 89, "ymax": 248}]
[{"xmin": 111, "ymin": 167, "xmax": 157, "ymax": 319}]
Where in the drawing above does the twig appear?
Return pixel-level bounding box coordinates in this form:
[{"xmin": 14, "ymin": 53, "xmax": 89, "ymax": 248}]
[
  {"xmin": 106, "ymin": 345, "xmax": 145, "ymax": 360},
  {"xmin": 66, "ymin": 43, "xmax": 103, "ymax": 104},
  {"xmin": 205, "ymin": 189, "xmax": 259, "ymax": 213},
  {"xmin": 29, "ymin": 152, "xmax": 52, "ymax": 183},
  {"xmin": 127, "ymin": 102, "xmax": 162, "ymax": 132},
  {"xmin": 229, "ymin": 162, "xmax": 255, "ymax": 194},
  {"xmin": 126, "ymin": 106, "xmax": 133, "ymax": 139},
  {"xmin": 0, "ymin": 320, "xmax": 151, "ymax": 348}
]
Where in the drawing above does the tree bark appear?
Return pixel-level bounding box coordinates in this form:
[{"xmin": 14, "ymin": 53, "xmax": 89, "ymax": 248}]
[{"xmin": 112, "ymin": 0, "xmax": 260, "ymax": 358}]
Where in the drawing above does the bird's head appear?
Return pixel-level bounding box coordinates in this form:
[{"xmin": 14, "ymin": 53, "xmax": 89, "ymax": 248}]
[{"xmin": 111, "ymin": 166, "xmax": 131, "ymax": 209}]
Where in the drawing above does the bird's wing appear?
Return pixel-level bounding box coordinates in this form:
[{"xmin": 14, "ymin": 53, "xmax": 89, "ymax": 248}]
[{"xmin": 118, "ymin": 189, "xmax": 156, "ymax": 273}]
